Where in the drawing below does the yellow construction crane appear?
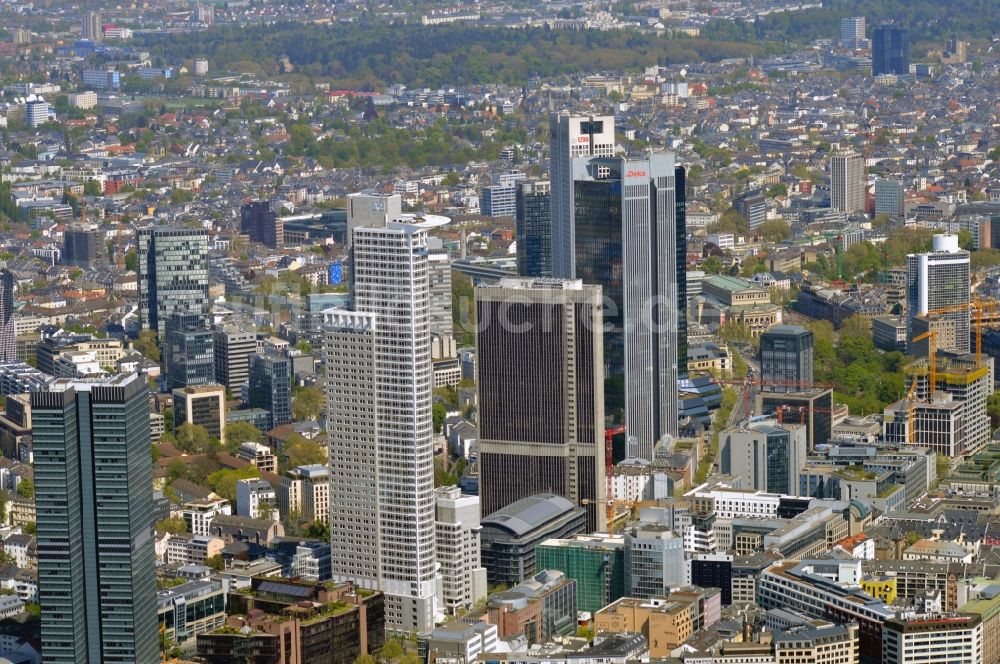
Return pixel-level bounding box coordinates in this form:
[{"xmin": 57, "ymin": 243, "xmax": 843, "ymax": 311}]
[{"xmin": 906, "ymin": 376, "xmax": 918, "ymax": 444}]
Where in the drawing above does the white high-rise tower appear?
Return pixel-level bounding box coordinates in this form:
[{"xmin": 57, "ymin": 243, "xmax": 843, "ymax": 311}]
[{"xmin": 325, "ymin": 217, "xmax": 442, "ymax": 635}]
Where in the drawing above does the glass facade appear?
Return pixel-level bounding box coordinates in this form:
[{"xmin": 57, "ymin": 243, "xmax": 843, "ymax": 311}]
[
  {"xmin": 164, "ymin": 312, "xmax": 215, "ymax": 390},
  {"xmin": 873, "ymin": 25, "xmax": 910, "ymax": 75},
  {"xmin": 249, "ymin": 352, "xmax": 292, "ymax": 430},
  {"xmin": 137, "ymin": 227, "xmax": 209, "ymax": 336},
  {"xmin": 515, "ymin": 181, "xmax": 552, "ymax": 277}
]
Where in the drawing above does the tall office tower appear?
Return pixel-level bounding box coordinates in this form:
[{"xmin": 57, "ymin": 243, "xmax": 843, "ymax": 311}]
[
  {"xmin": 735, "ymin": 191, "xmax": 766, "ymax": 231},
  {"xmin": 172, "ymin": 384, "xmax": 226, "ymax": 441},
  {"xmin": 721, "ymin": 421, "xmax": 807, "ymax": 495},
  {"xmin": 82, "ymin": 10, "xmax": 102, "ymax": 41},
  {"xmin": 63, "ymin": 224, "xmax": 101, "ymax": 267},
  {"xmin": 32, "ymin": 374, "xmax": 156, "ymax": 663},
  {"xmin": 346, "ymin": 192, "xmax": 402, "ymax": 249},
  {"xmin": 213, "ymin": 325, "xmax": 256, "ymax": 393},
  {"xmin": 164, "ymin": 312, "xmax": 215, "ymax": 390},
  {"xmin": 434, "ymin": 486, "xmax": 488, "ymax": 615},
  {"xmin": 873, "ymin": 25, "xmax": 910, "ymax": 75},
  {"xmin": 840, "ymin": 16, "xmax": 865, "ymax": 49},
  {"xmin": 137, "ymin": 226, "xmax": 209, "ymax": 337},
  {"xmin": 476, "ymin": 279, "xmax": 607, "ymax": 530},
  {"xmin": 248, "ymin": 351, "xmax": 291, "ymax": 431},
  {"xmin": 515, "ymin": 180, "xmax": 552, "ymax": 277},
  {"xmin": 570, "ymin": 154, "xmax": 685, "ymax": 460},
  {"xmin": 874, "ymin": 179, "xmax": 905, "ymax": 218},
  {"xmin": 549, "ymin": 114, "xmax": 616, "ymax": 279},
  {"xmin": 240, "ymin": 201, "xmax": 283, "ymax": 249},
  {"xmin": 759, "ymin": 325, "xmax": 814, "ymax": 392},
  {"xmin": 0, "ymin": 269, "xmax": 14, "ymax": 363},
  {"xmin": 427, "ymin": 250, "xmax": 454, "ymax": 341},
  {"xmin": 907, "ymin": 234, "xmax": 971, "ymax": 354},
  {"xmin": 830, "ymin": 152, "xmax": 865, "ymax": 213},
  {"xmin": 324, "ymin": 220, "xmax": 437, "ymax": 635}
]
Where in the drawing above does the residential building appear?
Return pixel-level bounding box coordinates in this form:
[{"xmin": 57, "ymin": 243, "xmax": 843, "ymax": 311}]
[
  {"xmin": 537, "ymin": 534, "xmax": 626, "ymax": 614},
  {"xmin": 31, "ymin": 374, "xmax": 157, "ymax": 663},
  {"xmin": 235, "ymin": 478, "xmax": 277, "ymax": 520},
  {"xmin": 277, "ymin": 464, "xmax": 329, "ymax": 525},
  {"xmin": 435, "ymin": 487, "xmax": 487, "ymax": 615},
  {"xmin": 759, "ymin": 325, "xmax": 814, "ymax": 391},
  {"xmin": 248, "ymin": 351, "xmax": 291, "ymax": 431},
  {"xmin": 830, "ymin": 152, "xmax": 865, "ymax": 213},
  {"xmin": 137, "ymin": 226, "xmax": 209, "ymax": 336},
  {"xmin": 476, "ymin": 279, "xmax": 606, "ymax": 530},
  {"xmin": 164, "ymin": 312, "xmax": 215, "ymax": 390},
  {"xmin": 181, "ymin": 498, "xmax": 232, "ymax": 537},
  {"xmin": 906, "ymin": 234, "xmax": 970, "ymax": 354},
  {"xmin": 172, "ymin": 384, "xmax": 226, "ymax": 441},
  {"xmin": 324, "ymin": 217, "xmax": 440, "ymax": 635},
  {"xmin": 515, "ymin": 180, "xmax": 552, "ymax": 277},
  {"xmin": 873, "ymin": 25, "xmax": 910, "ymax": 75},
  {"xmin": 236, "ymin": 441, "xmax": 276, "ymax": 473}
]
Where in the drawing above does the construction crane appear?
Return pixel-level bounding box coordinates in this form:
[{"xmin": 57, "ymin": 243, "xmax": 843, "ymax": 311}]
[
  {"xmin": 921, "ymin": 300, "xmax": 1000, "ymax": 365},
  {"xmin": 911, "ymin": 329, "xmax": 937, "ymax": 393},
  {"xmin": 773, "ymin": 403, "xmax": 837, "ymax": 425},
  {"xmin": 906, "ymin": 376, "xmax": 918, "ymax": 444}
]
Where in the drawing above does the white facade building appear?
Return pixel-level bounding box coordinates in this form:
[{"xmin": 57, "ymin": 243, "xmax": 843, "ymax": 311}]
[{"xmin": 435, "ymin": 487, "xmax": 488, "ymax": 615}]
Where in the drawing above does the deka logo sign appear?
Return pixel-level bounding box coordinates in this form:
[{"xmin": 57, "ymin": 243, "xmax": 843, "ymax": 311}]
[{"xmin": 625, "ymin": 170, "xmax": 647, "ymax": 178}]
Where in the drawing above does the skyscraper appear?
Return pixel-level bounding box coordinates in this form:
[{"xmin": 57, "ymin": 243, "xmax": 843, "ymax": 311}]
[
  {"xmin": 82, "ymin": 10, "xmax": 102, "ymax": 41},
  {"xmin": 830, "ymin": 152, "xmax": 865, "ymax": 213},
  {"xmin": 32, "ymin": 374, "xmax": 157, "ymax": 663},
  {"xmin": 213, "ymin": 325, "xmax": 257, "ymax": 393},
  {"xmin": 137, "ymin": 226, "xmax": 209, "ymax": 337},
  {"xmin": 63, "ymin": 224, "xmax": 101, "ymax": 267},
  {"xmin": 324, "ymin": 219, "xmax": 439, "ymax": 635},
  {"xmin": 476, "ymin": 278, "xmax": 607, "ymax": 531},
  {"xmin": 240, "ymin": 200, "xmax": 283, "ymax": 249},
  {"xmin": 907, "ymin": 234, "xmax": 971, "ymax": 354},
  {"xmin": 873, "ymin": 25, "xmax": 910, "ymax": 75},
  {"xmin": 515, "ymin": 180, "xmax": 552, "ymax": 277},
  {"xmin": 427, "ymin": 249, "xmax": 454, "ymax": 341},
  {"xmin": 164, "ymin": 312, "xmax": 215, "ymax": 390},
  {"xmin": 874, "ymin": 179, "xmax": 905, "ymax": 218},
  {"xmin": 840, "ymin": 16, "xmax": 866, "ymax": 49},
  {"xmin": 248, "ymin": 351, "xmax": 292, "ymax": 431},
  {"xmin": 721, "ymin": 421, "xmax": 807, "ymax": 496},
  {"xmin": 550, "ymin": 114, "xmax": 616, "ymax": 279},
  {"xmin": 0, "ymin": 269, "xmax": 14, "ymax": 363},
  {"xmin": 570, "ymin": 154, "xmax": 686, "ymax": 460},
  {"xmin": 346, "ymin": 192, "xmax": 402, "ymax": 249},
  {"xmin": 759, "ymin": 325, "xmax": 814, "ymax": 392}
]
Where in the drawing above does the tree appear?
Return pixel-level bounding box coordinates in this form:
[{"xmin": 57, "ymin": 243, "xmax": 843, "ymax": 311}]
[
  {"xmin": 292, "ymin": 385, "xmax": 324, "ymax": 421},
  {"xmin": 380, "ymin": 640, "xmax": 405, "ymax": 662},
  {"xmin": 124, "ymin": 249, "xmax": 138, "ymax": 271},
  {"xmin": 700, "ymin": 256, "xmax": 724, "ymax": 274},
  {"xmin": 156, "ymin": 516, "xmax": 188, "ymax": 534},
  {"xmin": 281, "ymin": 435, "xmax": 326, "ymax": 472},
  {"xmin": 134, "ymin": 329, "xmax": 160, "ymax": 363},
  {"xmin": 175, "ymin": 423, "xmax": 219, "ymax": 454},
  {"xmin": 433, "ymin": 403, "xmax": 447, "ymax": 434},
  {"xmin": 225, "ymin": 421, "xmax": 265, "ymax": 452},
  {"xmin": 205, "ymin": 554, "xmax": 225, "ymax": 571},
  {"xmin": 354, "ymin": 656, "xmax": 377, "ymax": 664},
  {"xmin": 23, "ymin": 522, "xmax": 35, "ymax": 535},
  {"xmin": 207, "ymin": 465, "xmax": 261, "ymax": 502},
  {"xmin": 958, "ymin": 229, "xmax": 974, "ymax": 251},
  {"xmin": 83, "ymin": 180, "xmax": 102, "ymax": 196},
  {"xmin": 16, "ymin": 478, "xmax": 33, "ymax": 499},
  {"xmin": 758, "ymin": 219, "xmax": 791, "ymax": 243},
  {"xmin": 305, "ymin": 520, "xmax": 330, "ymax": 540}
]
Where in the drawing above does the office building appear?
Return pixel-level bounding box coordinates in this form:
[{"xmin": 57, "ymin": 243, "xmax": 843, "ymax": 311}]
[
  {"xmin": 82, "ymin": 69, "xmax": 120, "ymax": 90},
  {"xmin": 757, "ymin": 388, "xmax": 834, "ymax": 449},
  {"xmin": 515, "ymin": 180, "xmax": 552, "ymax": 277},
  {"xmin": 172, "ymin": 384, "xmax": 226, "ymax": 442},
  {"xmin": 841, "ymin": 16, "xmax": 866, "ymax": 49},
  {"xmin": 536, "ymin": 534, "xmax": 626, "ymax": 614},
  {"xmin": 248, "ymin": 351, "xmax": 291, "ymax": 431},
  {"xmin": 623, "ymin": 524, "xmax": 684, "ymax": 599},
  {"xmin": 235, "ymin": 478, "xmax": 277, "ymax": 520},
  {"xmin": 345, "ymin": 191, "xmax": 402, "ymax": 248},
  {"xmin": 549, "ymin": 113, "xmax": 616, "ymax": 279},
  {"xmin": 324, "ymin": 219, "xmax": 438, "ymax": 635},
  {"xmin": 873, "ymin": 25, "xmax": 910, "ymax": 75},
  {"xmin": 721, "ymin": 421, "xmax": 808, "ymax": 495},
  {"xmin": 875, "ymin": 179, "xmax": 905, "ymax": 218},
  {"xmin": 156, "ymin": 579, "xmax": 226, "ymax": 650},
  {"xmin": 830, "ymin": 152, "xmax": 865, "ymax": 213},
  {"xmin": 735, "ymin": 191, "xmax": 766, "ymax": 231},
  {"xmin": 435, "ymin": 486, "xmax": 488, "ymax": 615},
  {"xmin": 480, "ymin": 184, "xmax": 517, "ymax": 217},
  {"xmin": 906, "ymin": 234, "xmax": 970, "ymax": 354},
  {"xmin": 882, "ymin": 613, "xmax": 981, "ymax": 664},
  {"xmin": 0, "ymin": 270, "xmax": 14, "ymax": 363},
  {"xmin": 476, "ymin": 279, "xmax": 606, "ymax": 530},
  {"xmin": 213, "ymin": 325, "xmax": 256, "ymax": 393},
  {"xmin": 428, "ymin": 250, "xmax": 454, "ymax": 342},
  {"xmin": 24, "ymin": 101, "xmax": 50, "ymax": 128},
  {"xmin": 81, "ymin": 11, "xmax": 102, "ymax": 40},
  {"xmin": 164, "ymin": 312, "xmax": 215, "ymax": 390},
  {"xmin": 32, "ymin": 374, "xmax": 157, "ymax": 663},
  {"xmin": 563, "ymin": 153, "xmax": 686, "ymax": 459},
  {"xmin": 759, "ymin": 325, "xmax": 814, "ymax": 391},
  {"xmin": 63, "ymin": 224, "xmax": 101, "ymax": 267},
  {"xmin": 137, "ymin": 226, "xmax": 209, "ymax": 337},
  {"xmin": 487, "ymin": 569, "xmax": 577, "ymax": 642},
  {"xmin": 240, "ymin": 201, "xmax": 283, "ymax": 249}
]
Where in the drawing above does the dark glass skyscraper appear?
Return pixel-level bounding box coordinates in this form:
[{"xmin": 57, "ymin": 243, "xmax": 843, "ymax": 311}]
[
  {"xmin": 32, "ymin": 374, "xmax": 157, "ymax": 664},
  {"xmin": 873, "ymin": 25, "xmax": 910, "ymax": 75},
  {"xmin": 137, "ymin": 226, "xmax": 209, "ymax": 336},
  {"xmin": 0, "ymin": 269, "xmax": 14, "ymax": 363},
  {"xmin": 164, "ymin": 311, "xmax": 215, "ymax": 390},
  {"xmin": 515, "ymin": 180, "xmax": 552, "ymax": 277},
  {"xmin": 759, "ymin": 325, "xmax": 814, "ymax": 392},
  {"xmin": 571, "ymin": 154, "xmax": 686, "ymax": 460},
  {"xmin": 249, "ymin": 351, "xmax": 292, "ymax": 430}
]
